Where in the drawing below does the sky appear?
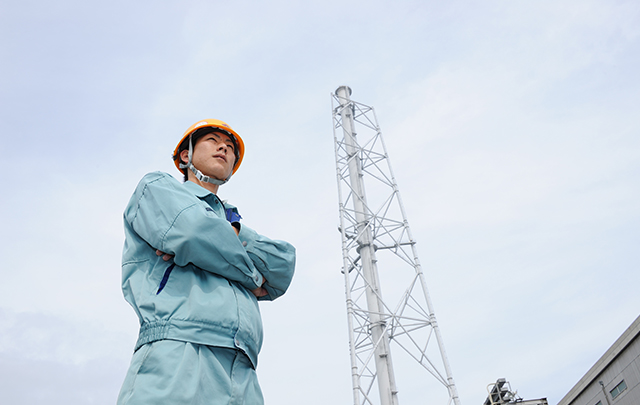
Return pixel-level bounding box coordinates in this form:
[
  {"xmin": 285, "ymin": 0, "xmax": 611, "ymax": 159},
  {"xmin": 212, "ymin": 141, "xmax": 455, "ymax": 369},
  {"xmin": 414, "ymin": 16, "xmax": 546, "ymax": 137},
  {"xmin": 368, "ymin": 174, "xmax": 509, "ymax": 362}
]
[{"xmin": 1, "ymin": 0, "xmax": 639, "ymax": 404}]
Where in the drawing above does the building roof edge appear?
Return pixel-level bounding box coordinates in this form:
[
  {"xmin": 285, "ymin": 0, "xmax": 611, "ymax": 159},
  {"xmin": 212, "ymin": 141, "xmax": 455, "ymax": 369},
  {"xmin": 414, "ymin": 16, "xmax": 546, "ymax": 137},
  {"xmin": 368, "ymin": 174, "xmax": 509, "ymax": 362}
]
[{"xmin": 557, "ymin": 314, "xmax": 640, "ymax": 405}]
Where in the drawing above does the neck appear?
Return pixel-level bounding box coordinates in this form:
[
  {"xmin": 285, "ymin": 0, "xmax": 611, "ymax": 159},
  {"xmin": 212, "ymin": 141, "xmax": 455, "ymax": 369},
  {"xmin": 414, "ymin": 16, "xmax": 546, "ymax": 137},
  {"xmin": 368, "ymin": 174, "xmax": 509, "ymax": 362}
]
[{"xmin": 187, "ymin": 172, "xmax": 220, "ymax": 194}]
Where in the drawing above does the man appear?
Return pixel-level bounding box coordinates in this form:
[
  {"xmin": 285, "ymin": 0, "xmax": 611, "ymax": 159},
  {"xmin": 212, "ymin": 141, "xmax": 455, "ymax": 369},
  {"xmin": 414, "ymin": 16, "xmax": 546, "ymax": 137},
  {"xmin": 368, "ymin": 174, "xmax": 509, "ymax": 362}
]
[{"xmin": 117, "ymin": 119, "xmax": 296, "ymax": 404}]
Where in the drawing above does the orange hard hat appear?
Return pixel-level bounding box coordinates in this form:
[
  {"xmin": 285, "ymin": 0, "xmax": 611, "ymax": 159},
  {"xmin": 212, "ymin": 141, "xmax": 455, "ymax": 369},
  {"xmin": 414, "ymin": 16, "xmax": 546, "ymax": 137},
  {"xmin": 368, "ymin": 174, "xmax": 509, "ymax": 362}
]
[{"xmin": 173, "ymin": 119, "xmax": 245, "ymax": 175}]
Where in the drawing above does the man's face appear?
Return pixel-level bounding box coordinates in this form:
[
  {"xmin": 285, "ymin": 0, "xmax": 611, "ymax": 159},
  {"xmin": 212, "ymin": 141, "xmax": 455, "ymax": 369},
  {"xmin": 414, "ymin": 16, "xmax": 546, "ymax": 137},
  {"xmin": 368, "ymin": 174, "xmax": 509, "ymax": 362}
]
[{"xmin": 181, "ymin": 131, "xmax": 237, "ymax": 181}]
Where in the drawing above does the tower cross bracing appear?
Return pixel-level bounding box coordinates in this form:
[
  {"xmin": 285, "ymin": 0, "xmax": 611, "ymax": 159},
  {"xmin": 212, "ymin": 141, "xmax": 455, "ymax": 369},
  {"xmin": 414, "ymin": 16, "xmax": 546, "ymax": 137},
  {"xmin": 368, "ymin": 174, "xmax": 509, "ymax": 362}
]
[{"xmin": 331, "ymin": 86, "xmax": 460, "ymax": 405}]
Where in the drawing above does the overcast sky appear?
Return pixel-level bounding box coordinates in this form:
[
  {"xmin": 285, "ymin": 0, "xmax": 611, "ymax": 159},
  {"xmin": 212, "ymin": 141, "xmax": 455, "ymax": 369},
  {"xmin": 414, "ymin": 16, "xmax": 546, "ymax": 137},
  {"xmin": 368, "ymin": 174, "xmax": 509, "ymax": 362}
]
[{"xmin": 1, "ymin": 1, "xmax": 639, "ymax": 404}]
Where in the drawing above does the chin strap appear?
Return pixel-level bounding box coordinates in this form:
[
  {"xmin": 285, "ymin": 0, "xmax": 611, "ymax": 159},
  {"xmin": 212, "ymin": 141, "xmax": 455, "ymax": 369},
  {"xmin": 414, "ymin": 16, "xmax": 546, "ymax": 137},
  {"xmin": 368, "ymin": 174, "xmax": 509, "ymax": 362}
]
[{"xmin": 178, "ymin": 134, "xmax": 232, "ymax": 186}]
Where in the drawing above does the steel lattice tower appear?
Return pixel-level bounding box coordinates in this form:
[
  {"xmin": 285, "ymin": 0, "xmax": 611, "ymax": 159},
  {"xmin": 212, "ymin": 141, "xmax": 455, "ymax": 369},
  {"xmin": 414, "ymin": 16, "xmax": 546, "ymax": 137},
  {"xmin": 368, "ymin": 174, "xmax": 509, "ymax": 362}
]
[{"xmin": 331, "ymin": 86, "xmax": 461, "ymax": 405}]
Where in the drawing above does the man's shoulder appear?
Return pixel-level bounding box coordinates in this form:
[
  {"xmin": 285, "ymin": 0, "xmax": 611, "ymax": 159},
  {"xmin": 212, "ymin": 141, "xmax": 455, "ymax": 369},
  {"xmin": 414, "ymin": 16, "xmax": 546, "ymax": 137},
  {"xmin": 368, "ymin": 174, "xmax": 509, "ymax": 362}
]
[
  {"xmin": 125, "ymin": 172, "xmax": 200, "ymax": 219},
  {"xmin": 129, "ymin": 171, "xmax": 192, "ymax": 204},
  {"xmin": 138, "ymin": 171, "xmax": 179, "ymax": 186}
]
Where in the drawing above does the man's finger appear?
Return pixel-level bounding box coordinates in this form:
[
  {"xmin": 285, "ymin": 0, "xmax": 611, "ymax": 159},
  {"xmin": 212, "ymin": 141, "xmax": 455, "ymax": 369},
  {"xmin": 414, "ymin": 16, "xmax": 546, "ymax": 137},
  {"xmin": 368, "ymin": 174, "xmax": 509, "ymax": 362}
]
[
  {"xmin": 156, "ymin": 249, "xmax": 174, "ymax": 261},
  {"xmin": 251, "ymin": 287, "xmax": 268, "ymax": 298}
]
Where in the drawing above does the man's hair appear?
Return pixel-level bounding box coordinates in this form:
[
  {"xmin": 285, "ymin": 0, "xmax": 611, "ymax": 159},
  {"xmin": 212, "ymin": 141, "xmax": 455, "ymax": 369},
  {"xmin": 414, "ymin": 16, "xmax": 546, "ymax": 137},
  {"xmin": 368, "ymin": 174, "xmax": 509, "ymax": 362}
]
[{"xmin": 172, "ymin": 127, "xmax": 239, "ymax": 182}]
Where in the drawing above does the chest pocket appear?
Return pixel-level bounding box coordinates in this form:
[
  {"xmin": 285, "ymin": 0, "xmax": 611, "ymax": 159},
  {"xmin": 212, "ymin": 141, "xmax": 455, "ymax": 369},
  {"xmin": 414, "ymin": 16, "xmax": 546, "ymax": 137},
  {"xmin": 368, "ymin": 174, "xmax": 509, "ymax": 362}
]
[
  {"xmin": 199, "ymin": 195, "xmax": 223, "ymax": 218},
  {"xmin": 201, "ymin": 202, "xmax": 221, "ymax": 218}
]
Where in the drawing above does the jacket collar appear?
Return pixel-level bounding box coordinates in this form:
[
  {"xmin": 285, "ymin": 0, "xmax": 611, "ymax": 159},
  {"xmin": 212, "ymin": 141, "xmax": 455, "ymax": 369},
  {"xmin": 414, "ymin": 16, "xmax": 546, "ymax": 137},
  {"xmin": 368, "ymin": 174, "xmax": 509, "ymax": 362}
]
[{"xmin": 183, "ymin": 180, "xmax": 216, "ymax": 198}]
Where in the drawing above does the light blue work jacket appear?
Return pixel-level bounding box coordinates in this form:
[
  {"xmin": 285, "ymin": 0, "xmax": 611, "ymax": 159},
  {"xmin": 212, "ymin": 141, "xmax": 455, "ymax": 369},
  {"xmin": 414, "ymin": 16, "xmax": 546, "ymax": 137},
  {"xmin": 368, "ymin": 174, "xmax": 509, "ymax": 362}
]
[{"xmin": 122, "ymin": 172, "xmax": 296, "ymax": 367}]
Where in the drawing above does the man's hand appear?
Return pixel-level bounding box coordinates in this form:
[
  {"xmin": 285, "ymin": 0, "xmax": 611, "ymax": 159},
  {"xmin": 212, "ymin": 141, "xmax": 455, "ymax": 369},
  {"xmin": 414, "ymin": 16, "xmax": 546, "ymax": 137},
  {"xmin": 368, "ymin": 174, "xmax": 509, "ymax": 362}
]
[
  {"xmin": 251, "ymin": 286, "xmax": 268, "ymax": 298},
  {"xmin": 156, "ymin": 250, "xmax": 174, "ymax": 261},
  {"xmin": 251, "ymin": 278, "xmax": 268, "ymax": 298}
]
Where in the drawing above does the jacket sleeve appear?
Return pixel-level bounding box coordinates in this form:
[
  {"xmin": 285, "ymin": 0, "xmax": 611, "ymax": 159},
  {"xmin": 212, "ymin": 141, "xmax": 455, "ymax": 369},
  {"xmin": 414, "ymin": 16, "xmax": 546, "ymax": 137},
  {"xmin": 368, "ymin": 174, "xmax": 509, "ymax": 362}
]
[
  {"xmin": 125, "ymin": 172, "xmax": 263, "ymax": 290},
  {"xmin": 237, "ymin": 224, "xmax": 296, "ymax": 301}
]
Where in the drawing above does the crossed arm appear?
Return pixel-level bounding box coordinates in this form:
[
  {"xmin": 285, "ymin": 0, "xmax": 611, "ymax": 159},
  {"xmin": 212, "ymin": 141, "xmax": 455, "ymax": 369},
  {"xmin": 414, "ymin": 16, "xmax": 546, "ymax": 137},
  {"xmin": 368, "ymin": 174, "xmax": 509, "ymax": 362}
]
[
  {"xmin": 154, "ymin": 224, "xmax": 268, "ymax": 298},
  {"xmin": 127, "ymin": 173, "xmax": 291, "ymax": 300},
  {"xmin": 155, "ymin": 248, "xmax": 269, "ymax": 298}
]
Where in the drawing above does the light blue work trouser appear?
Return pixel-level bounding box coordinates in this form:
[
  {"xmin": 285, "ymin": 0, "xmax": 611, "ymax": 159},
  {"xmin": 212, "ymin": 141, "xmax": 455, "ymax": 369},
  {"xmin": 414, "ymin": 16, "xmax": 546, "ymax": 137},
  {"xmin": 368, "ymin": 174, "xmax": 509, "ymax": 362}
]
[{"xmin": 117, "ymin": 340, "xmax": 263, "ymax": 405}]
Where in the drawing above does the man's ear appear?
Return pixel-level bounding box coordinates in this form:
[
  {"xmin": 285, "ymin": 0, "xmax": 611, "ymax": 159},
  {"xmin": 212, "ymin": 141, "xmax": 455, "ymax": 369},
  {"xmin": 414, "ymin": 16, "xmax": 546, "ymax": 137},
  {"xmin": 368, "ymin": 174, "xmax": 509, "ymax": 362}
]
[{"xmin": 180, "ymin": 149, "xmax": 189, "ymax": 165}]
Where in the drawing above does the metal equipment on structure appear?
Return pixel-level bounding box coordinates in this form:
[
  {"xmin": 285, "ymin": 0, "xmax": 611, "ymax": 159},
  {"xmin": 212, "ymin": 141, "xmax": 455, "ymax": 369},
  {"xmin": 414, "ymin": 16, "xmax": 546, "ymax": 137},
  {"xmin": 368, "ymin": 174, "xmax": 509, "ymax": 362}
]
[
  {"xmin": 484, "ymin": 379, "xmax": 517, "ymax": 405},
  {"xmin": 331, "ymin": 86, "xmax": 461, "ymax": 405},
  {"xmin": 484, "ymin": 379, "xmax": 548, "ymax": 405}
]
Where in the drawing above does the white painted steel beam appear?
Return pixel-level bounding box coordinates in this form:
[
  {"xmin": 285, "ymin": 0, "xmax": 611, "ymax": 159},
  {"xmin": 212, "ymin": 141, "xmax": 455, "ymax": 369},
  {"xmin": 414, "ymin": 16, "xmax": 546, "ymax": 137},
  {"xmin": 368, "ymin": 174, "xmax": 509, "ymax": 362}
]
[{"xmin": 331, "ymin": 86, "xmax": 461, "ymax": 405}]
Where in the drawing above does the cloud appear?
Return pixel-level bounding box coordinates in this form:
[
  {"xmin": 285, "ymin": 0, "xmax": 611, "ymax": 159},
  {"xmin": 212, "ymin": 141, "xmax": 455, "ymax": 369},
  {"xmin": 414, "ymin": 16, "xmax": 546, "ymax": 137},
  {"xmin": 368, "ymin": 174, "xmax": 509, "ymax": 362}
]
[
  {"xmin": 1, "ymin": 0, "xmax": 639, "ymax": 404},
  {"xmin": 0, "ymin": 308, "xmax": 133, "ymax": 404}
]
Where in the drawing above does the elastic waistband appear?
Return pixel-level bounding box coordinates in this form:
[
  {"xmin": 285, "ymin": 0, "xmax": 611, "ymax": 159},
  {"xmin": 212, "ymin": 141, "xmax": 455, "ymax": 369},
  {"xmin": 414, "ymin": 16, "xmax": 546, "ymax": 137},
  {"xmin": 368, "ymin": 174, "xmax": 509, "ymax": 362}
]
[{"xmin": 135, "ymin": 319, "xmax": 259, "ymax": 367}]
